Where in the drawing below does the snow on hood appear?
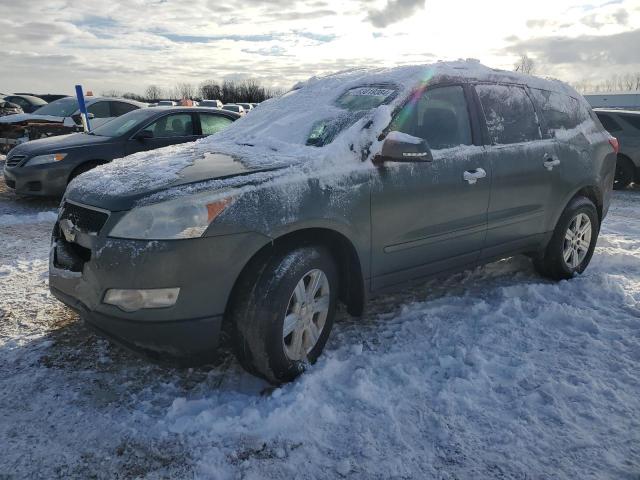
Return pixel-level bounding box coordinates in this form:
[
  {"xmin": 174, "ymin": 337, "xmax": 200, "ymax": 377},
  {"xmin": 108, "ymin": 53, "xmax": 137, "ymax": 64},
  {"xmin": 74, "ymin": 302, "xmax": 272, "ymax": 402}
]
[
  {"xmin": 0, "ymin": 113, "xmax": 65, "ymax": 124},
  {"xmin": 68, "ymin": 61, "xmax": 582, "ymax": 205}
]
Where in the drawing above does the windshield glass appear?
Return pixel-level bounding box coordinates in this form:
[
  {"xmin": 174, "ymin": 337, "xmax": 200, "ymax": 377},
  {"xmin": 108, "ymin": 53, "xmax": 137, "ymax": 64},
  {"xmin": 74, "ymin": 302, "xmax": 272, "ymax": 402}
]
[
  {"xmin": 90, "ymin": 108, "xmax": 156, "ymax": 137},
  {"xmin": 32, "ymin": 97, "xmax": 79, "ymax": 117},
  {"xmin": 306, "ymin": 85, "xmax": 397, "ymax": 146}
]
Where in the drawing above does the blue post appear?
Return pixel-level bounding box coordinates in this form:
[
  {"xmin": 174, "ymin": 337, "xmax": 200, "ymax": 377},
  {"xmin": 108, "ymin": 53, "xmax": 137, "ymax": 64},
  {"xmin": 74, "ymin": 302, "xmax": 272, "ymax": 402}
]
[{"xmin": 75, "ymin": 85, "xmax": 91, "ymax": 132}]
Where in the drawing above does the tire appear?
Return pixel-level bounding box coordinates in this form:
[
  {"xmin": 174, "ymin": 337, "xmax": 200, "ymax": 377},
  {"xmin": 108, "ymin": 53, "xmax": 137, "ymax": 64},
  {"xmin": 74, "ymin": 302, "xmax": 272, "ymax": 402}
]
[
  {"xmin": 231, "ymin": 245, "xmax": 339, "ymax": 384},
  {"xmin": 534, "ymin": 196, "xmax": 599, "ymax": 280},
  {"xmin": 613, "ymin": 155, "xmax": 634, "ymax": 190}
]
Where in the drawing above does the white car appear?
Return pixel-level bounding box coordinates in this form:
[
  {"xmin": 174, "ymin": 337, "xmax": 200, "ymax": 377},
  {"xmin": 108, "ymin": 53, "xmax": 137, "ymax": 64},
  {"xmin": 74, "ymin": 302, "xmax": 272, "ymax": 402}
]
[
  {"xmin": 199, "ymin": 99, "xmax": 223, "ymax": 108},
  {"xmin": 222, "ymin": 104, "xmax": 246, "ymax": 115},
  {"xmin": 0, "ymin": 97, "xmax": 146, "ymax": 152}
]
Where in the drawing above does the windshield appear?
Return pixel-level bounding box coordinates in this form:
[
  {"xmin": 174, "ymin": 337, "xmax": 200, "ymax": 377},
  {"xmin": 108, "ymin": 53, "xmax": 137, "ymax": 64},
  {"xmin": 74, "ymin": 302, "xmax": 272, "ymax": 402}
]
[
  {"xmin": 32, "ymin": 97, "xmax": 79, "ymax": 117},
  {"xmin": 90, "ymin": 108, "xmax": 156, "ymax": 137},
  {"xmin": 306, "ymin": 85, "xmax": 397, "ymax": 147}
]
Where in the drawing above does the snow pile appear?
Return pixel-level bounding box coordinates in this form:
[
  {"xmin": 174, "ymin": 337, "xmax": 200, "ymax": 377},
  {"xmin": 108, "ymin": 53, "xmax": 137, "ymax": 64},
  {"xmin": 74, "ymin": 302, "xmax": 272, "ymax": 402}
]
[
  {"xmin": 3, "ymin": 190, "xmax": 639, "ymax": 479},
  {"xmin": 0, "ymin": 211, "xmax": 57, "ymax": 226}
]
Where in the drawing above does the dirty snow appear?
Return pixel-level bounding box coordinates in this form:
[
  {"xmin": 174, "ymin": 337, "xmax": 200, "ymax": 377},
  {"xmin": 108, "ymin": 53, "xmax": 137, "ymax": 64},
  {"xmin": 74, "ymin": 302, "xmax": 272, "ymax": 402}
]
[{"xmin": 1, "ymin": 165, "xmax": 640, "ymax": 478}]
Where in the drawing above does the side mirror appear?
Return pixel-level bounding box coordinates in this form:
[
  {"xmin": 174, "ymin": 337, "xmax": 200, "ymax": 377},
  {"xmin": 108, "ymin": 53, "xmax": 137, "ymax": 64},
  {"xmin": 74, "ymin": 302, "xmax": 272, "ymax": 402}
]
[
  {"xmin": 134, "ymin": 130, "xmax": 154, "ymax": 141},
  {"xmin": 374, "ymin": 131, "xmax": 433, "ymax": 164},
  {"xmin": 87, "ymin": 113, "xmax": 95, "ymax": 120}
]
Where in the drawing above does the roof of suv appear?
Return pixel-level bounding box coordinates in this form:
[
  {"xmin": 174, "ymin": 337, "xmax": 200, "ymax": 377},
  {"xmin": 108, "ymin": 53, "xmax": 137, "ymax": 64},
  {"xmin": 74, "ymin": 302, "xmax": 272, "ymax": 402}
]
[{"xmin": 594, "ymin": 109, "xmax": 640, "ymax": 115}]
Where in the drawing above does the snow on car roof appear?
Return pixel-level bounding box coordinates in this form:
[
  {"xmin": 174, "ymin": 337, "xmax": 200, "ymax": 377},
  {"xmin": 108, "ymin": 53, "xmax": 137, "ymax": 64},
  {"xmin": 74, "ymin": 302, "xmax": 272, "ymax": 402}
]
[{"xmin": 68, "ymin": 61, "xmax": 581, "ymax": 202}]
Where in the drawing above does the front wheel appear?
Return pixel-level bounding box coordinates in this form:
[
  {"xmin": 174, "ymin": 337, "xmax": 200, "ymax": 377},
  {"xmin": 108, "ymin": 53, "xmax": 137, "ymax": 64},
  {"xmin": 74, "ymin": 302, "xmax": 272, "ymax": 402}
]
[
  {"xmin": 534, "ymin": 196, "xmax": 599, "ymax": 280},
  {"xmin": 231, "ymin": 245, "xmax": 339, "ymax": 384}
]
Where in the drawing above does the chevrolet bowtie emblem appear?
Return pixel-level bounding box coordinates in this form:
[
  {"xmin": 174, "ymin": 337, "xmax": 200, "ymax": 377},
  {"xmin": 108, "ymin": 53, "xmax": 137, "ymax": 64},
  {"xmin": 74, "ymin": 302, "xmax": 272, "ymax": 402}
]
[{"xmin": 60, "ymin": 219, "xmax": 77, "ymax": 243}]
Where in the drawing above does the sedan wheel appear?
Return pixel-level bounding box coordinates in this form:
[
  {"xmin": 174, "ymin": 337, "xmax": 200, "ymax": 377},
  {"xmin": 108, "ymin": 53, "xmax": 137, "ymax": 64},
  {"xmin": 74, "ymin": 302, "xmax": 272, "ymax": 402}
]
[{"xmin": 283, "ymin": 269, "xmax": 331, "ymax": 361}]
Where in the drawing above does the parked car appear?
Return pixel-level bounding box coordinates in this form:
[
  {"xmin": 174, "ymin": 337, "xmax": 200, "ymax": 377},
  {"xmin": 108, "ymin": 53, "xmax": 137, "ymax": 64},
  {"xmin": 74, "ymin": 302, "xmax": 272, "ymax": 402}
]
[
  {"xmin": 0, "ymin": 101, "xmax": 23, "ymax": 117},
  {"xmin": 3, "ymin": 107, "xmax": 239, "ymax": 196},
  {"xmin": 14, "ymin": 93, "xmax": 69, "ymax": 103},
  {"xmin": 2, "ymin": 94, "xmax": 47, "ymax": 113},
  {"xmin": 236, "ymin": 103, "xmax": 253, "ymax": 112},
  {"xmin": 594, "ymin": 109, "xmax": 640, "ymax": 189},
  {"xmin": 222, "ymin": 104, "xmax": 246, "ymax": 115},
  {"xmin": 157, "ymin": 100, "xmax": 177, "ymax": 106},
  {"xmin": 49, "ymin": 62, "xmax": 616, "ymax": 383},
  {"xmin": 0, "ymin": 97, "xmax": 146, "ymax": 154},
  {"xmin": 199, "ymin": 99, "xmax": 223, "ymax": 108}
]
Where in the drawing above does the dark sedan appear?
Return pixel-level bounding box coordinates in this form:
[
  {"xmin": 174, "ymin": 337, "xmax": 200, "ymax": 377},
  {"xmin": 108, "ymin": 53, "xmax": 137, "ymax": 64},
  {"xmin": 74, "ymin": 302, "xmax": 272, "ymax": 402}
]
[
  {"xmin": 3, "ymin": 107, "xmax": 240, "ymax": 197},
  {"xmin": 2, "ymin": 94, "xmax": 47, "ymax": 113}
]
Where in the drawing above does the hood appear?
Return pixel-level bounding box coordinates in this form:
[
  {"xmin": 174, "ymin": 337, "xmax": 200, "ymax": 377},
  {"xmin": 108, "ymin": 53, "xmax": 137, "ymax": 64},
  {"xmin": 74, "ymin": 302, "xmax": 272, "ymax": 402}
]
[
  {"xmin": 0, "ymin": 113, "xmax": 65, "ymax": 125},
  {"xmin": 65, "ymin": 150, "xmax": 285, "ymax": 212},
  {"xmin": 11, "ymin": 132, "xmax": 113, "ymax": 156}
]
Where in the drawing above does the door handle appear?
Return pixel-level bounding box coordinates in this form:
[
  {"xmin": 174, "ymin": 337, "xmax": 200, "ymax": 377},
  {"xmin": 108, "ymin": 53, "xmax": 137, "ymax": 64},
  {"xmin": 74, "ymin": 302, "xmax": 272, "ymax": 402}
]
[
  {"xmin": 463, "ymin": 168, "xmax": 487, "ymax": 185},
  {"xmin": 543, "ymin": 155, "xmax": 561, "ymax": 171}
]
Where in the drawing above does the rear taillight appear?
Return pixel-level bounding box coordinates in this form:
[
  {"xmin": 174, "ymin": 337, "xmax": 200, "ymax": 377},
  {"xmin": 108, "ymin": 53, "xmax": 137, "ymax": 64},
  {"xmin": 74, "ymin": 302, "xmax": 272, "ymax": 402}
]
[{"xmin": 609, "ymin": 137, "xmax": 619, "ymax": 154}]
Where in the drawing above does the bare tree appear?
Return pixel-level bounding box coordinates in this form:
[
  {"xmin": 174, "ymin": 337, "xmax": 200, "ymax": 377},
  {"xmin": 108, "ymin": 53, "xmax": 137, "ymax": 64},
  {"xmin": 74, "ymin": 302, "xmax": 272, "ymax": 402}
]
[
  {"xmin": 145, "ymin": 85, "xmax": 163, "ymax": 102},
  {"xmin": 199, "ymin": 80, "xmax": 222, "ymax": 101},
  {"xmin": 514, "ymin": 54, "xmax": 535, "ymax": 75},
  {"xmin": 175, "ymin": 82, "xmax": 195, "ymax": 100},
  {"xmin": 101, "ymin": 89, "xmax": 122, "ymax": 98}
]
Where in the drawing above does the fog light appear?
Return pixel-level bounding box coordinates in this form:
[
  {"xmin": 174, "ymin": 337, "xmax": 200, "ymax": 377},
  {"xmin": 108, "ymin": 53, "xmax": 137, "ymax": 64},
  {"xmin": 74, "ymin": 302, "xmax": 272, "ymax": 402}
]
[{"xmin": 103, "ymin": 288, "xmax": 180, "ymax": 312}]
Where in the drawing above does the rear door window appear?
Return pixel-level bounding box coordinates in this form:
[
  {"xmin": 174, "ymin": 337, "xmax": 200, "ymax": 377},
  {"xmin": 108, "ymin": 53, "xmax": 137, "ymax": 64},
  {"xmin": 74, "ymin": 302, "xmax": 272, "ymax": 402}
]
[
  {"xmin": 476, "ymin": 84, "xmax": 541, "ymax": 144},
  {"xmin": 87, "ymin": 101, "xmax": 111, "ymax": 118},
  {"xmin": 146, "ymin": 113, "xmax": 194, "ymax": 137},
  {"xmin": 199, "ymin": 114, "xmax": 233, "ymax": 135},
  {"xmin": 596, "ymin": 113, "xmax": 623, "ymax": 133},
  {"xmin": 389, "ymin": 85, "xmax": 472, "ymax": 150},
  {"xmin": 111, "ymin": 101, "xmax": 139, "ymax": 117},
  {"xmin": 620, "ymin": 114, "xmax": 640, "ymax": 131}
]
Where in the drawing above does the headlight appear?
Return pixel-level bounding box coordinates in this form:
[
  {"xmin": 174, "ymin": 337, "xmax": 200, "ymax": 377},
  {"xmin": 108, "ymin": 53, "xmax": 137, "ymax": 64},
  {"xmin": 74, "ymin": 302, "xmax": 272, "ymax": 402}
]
[
  {"xmin": 26, "ymin": 153, "xmax": 67, "ymax": 166},
  {"xmin": 109, "ymin": 191, "xmax": 235, "ymax": 240}
]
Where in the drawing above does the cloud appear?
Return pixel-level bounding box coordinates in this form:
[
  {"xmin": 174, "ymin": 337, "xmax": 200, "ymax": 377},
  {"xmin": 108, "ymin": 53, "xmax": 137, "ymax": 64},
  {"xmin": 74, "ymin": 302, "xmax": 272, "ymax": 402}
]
[
  {"xmin": 367, "ymin": 0, "xmax": 426, "ymax": 28},
  {"xmin": 504, "ymin": 28, "xmax": 640, "ymax": 66}
]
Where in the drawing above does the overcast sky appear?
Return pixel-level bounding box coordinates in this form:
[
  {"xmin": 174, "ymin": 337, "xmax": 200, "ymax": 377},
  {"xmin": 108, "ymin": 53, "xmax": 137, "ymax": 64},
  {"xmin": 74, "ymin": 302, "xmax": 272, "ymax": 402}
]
[{"xmin": 1, "ymin": 0, "xmax": 639, "ymax": 95}]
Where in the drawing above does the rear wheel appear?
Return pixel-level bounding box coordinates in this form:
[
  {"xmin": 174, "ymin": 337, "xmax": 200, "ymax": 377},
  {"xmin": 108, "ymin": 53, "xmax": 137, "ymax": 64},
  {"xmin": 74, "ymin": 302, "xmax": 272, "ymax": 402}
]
[
  {"xmin": 534, "ymin": 196, "xmax": 599, "ymax": 280},
  {"xmin": 231, "ymin": 245, "xmax": 338, "ymax": 384},
  {"xmin": 613, "ymin": 155, "xmax": 634, "ymax": 190}
]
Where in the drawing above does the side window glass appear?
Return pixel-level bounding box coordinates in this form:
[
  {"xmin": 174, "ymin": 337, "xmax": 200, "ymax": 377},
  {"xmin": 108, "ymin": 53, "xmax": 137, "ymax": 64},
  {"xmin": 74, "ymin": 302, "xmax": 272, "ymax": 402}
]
[
  {"xmin": 620, "ymin": 114, "xmax": 640, "ymax": 131},
  {"xmin": 597, "ymin": 114, "xmax": 623, "ymax": 133},
  {"xmin": 200, "ymin": 114, "xmax": 233, "ymax": 135},
  {"xmin": 146, "ymin": 114, "xmax": 194, "ymax": 137},
  {"xmin": 111, "ymin": 101, "xmax": 138, "ymax": 117},
  {"xmin": 390, "ymin": 85, "xmax": 472, "ymax": 150},
  {"xmin": 476, "ymin": 85, "xmax": 541, "ymax": 144},
  {"xmin": 530, "ymin": 89, "xmax": 588, "ymax": 135},
  {"xmin": 87, "ymin": 101, "xmax": 111, "ymax": 118}
]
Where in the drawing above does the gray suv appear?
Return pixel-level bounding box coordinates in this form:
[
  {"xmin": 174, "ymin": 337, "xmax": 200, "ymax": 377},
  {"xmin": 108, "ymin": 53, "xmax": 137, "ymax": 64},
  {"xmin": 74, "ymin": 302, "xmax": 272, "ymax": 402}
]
[
  {"xmin": 594, "ymin": 109, "xmax": 640, "ymax": 189},
  {"xmin": 49, "ymin": 63, "xmax": 616, "ymax": 383}
]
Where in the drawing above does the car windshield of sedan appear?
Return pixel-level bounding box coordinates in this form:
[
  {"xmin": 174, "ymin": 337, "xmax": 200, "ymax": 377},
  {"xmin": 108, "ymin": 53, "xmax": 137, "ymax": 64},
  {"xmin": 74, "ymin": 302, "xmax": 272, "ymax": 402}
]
[
  {"xmin": 306, "ymin": 86, "xmax": 397, "ymax": 147},
  {"xmin": 32, "ymin": 98, "xmax": 79, "ymax": 117},
  {"xmin": 90, "ymin": 109, "xmax": 156, "ymax": 137}
]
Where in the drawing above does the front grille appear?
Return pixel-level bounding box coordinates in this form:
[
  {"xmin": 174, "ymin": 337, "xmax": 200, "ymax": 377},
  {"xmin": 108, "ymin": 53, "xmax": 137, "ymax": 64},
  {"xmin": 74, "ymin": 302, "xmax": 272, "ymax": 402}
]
[
  {"xmin": 6, "ymin": 154, "xmax": 26, "ymax": 167},
  {"xmin": 59, "ymin": 202, "xmax": 109, "ymax": 235}
]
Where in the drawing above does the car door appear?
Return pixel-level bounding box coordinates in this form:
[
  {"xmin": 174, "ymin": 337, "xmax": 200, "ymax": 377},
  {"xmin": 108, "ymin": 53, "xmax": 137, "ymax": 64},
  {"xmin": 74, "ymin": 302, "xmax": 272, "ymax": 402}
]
[
  {"xmin": 474, "ymin": 84, "xmax": 556, "ymax": 258},
  {"xmin": 125, "ymin": 112, "xmax": 199, "ymax": 155},
  {"xmin": 198, "ymin": 112, "xmax": 235, "ymax": 138},
  {"xmin": 370, "ymin": 84, "xmax": 491, "ymax": 290}
]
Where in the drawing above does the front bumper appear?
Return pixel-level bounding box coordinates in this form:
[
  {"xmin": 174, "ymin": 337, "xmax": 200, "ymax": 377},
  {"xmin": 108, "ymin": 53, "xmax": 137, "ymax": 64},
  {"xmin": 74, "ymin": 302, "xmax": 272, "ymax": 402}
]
[
  {"xmin": 4, "ymin": 163, "xmax": 70, "ymax": 197},
  {"xmin": 48, "ymin": 205, "xmax": 271, "ymax": 360}
]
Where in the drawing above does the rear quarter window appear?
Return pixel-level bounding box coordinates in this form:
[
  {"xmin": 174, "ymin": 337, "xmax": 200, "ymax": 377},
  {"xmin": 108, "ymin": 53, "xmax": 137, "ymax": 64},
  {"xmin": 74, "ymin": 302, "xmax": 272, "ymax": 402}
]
[
  {"xmin": 530, "ymin": 89, "xmax": 591, "ymax": 136},
  {"xmin": 476, "ymin": 84, "xmax": 541, "ymax": 144}
]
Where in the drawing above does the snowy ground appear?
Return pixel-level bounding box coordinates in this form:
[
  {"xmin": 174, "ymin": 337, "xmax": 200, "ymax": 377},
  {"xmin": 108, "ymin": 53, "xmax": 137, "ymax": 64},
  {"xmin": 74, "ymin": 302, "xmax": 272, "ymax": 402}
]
[{"xmin": 1, "ymin": 165, "xmax": 639, "ymax": 479}]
